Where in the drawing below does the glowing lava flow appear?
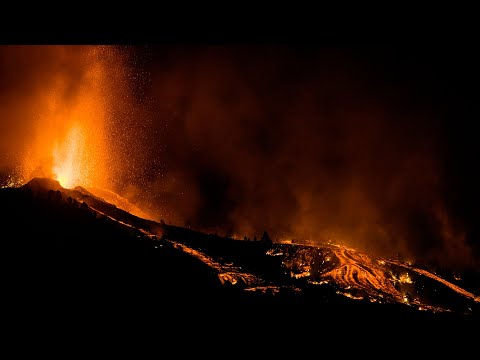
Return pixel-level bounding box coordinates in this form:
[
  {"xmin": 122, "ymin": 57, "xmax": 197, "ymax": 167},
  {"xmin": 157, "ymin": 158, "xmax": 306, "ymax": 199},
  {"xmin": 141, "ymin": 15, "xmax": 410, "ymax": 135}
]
[
  {"xmin": 388, "ymin": 259, "xmax": 480, "ymax": 303},
  {"xmin": 321, "ymin": 245, "xmax": 403, "ymax": 303},
  {"xmin": 272, "ymin": 242, "xmax": 479, "ymax": 312},
  {"xmin": 169, "ymin": 240, "xmax": 263, "ymax": 287}
]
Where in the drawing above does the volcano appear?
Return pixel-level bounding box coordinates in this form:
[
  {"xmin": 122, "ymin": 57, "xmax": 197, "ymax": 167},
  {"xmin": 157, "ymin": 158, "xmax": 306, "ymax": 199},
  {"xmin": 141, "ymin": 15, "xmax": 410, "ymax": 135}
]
[{"xmin": 1, "ymin": 177, "xmax": 478, "ymax": 343}]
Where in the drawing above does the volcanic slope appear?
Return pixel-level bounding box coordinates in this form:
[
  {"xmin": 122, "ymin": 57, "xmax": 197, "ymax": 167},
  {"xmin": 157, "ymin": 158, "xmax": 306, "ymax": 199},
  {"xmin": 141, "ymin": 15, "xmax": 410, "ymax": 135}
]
[{"xmin": 1, "ymin": 177, "xmax": 478, "ymax": 341}]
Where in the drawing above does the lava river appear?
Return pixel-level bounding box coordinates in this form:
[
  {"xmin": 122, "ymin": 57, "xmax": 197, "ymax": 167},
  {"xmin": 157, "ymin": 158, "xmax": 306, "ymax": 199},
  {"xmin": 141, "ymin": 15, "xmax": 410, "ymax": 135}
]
[{"xmin": 268, "ymin": 242, "xmax": 479, "ymax": 313}]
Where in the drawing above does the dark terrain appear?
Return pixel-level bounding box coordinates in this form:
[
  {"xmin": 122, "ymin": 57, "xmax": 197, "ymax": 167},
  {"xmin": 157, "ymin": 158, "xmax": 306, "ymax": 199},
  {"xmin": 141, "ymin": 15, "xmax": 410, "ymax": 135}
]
[{"xmin": 1, "ymin": 178, "xmax": 478, "ymax": 347}]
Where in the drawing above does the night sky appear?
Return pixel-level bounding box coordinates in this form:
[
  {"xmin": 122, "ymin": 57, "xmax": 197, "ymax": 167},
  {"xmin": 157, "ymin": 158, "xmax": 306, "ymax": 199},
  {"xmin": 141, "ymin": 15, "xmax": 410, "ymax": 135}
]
[{"xmin": 0, "ymin": 41, "xmax": 478, "ymax": 270}]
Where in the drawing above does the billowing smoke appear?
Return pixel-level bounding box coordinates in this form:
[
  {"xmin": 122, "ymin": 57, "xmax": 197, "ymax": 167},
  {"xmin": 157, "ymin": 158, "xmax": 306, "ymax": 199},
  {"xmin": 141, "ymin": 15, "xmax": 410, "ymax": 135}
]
[
  {"xmin": 141, "ymin": 46, "xmax": 479, "ymax": 270},
  {"xmin": 1, "ymin": 45, "xmax": 478, "ymax": 271}
]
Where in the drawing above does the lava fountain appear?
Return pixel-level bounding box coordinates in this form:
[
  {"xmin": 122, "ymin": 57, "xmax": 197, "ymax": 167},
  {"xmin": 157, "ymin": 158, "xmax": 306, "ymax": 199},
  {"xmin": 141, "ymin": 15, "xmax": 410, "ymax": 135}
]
[
  {"xmin": 18, "ymin": 46, "xmax": 110, "ymax": 192},
  {"xmin": 52, "ymin": 124, "xmax": 85, "ymax": 189},
  {"xmin": 0, "ymin": 45, "xmax": 157, "ymax": 220}
]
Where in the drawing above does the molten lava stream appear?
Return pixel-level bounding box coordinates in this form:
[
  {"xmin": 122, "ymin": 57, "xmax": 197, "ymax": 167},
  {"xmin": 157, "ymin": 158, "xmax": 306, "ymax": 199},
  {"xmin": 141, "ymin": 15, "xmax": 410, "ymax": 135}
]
[{"xmin": 322, "ymin": 245, "xmax": 403, "ymax": 302}]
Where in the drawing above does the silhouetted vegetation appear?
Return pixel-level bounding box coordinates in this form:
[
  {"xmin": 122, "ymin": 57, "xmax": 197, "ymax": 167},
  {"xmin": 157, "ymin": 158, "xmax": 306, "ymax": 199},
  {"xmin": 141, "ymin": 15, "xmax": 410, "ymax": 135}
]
[{"xmin": 260, "ymin": 231, "xmax": 272, "ymax": 244}]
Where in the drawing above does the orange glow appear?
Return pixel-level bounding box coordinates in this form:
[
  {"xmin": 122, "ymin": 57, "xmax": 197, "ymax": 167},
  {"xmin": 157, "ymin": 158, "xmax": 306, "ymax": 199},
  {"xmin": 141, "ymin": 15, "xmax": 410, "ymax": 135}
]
[
  {"xmin": 52, "ymin": 124, "xmax": 85, "ymax": 188},
  {"xmin": 9, "ymin": 46, "xmax": 160, "ymax": 221},
  {"xmin": 21, "ymin": 47, "xmax": 108, "ymax": 191}
]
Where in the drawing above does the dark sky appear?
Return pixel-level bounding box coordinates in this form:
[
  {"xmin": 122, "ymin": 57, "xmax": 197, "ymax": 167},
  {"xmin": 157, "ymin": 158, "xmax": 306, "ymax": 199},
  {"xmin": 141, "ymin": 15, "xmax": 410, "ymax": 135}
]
[{"xmin": 0, "ymin": 43, "xmax": 478, "ymax": 270}]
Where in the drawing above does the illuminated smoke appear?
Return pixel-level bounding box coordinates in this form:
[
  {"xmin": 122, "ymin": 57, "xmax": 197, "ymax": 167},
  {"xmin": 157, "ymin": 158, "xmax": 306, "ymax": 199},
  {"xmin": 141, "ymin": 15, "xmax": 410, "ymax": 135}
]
[{"xmin": 138, "ymin": 46, "xmax": 478, "ymax": 271}]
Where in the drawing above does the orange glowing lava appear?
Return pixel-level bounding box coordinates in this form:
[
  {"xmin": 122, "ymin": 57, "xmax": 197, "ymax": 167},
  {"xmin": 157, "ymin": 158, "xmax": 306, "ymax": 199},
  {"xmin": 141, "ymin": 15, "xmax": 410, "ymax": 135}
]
[{"xmin": 52, "ymin": 124, "xmax": 84, "ymax": 188}]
